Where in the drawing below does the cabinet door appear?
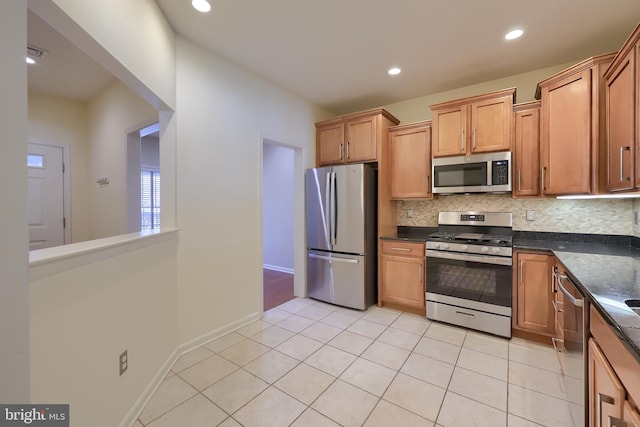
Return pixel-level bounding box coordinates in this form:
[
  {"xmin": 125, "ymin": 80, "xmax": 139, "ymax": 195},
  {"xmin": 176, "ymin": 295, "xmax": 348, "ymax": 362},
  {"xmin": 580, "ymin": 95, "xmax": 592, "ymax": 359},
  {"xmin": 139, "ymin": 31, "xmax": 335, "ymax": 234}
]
[
  {"xmin": 588, "ymin": 338, "xmax": 625, "ymax": 427},
  {"xmin": 515, "ymin": 252, "xmax": 555, "ymax": 334},
  {"xmin": 541, "ymin": 69, "xmax": 592, "ymax": 195},
  {"xmin": 513, "ymin": 107, "xmax": 541, "ymax": 197},
  {"xmin": 606, "ymin": 49, "xmax": 635, "ymax": 191},
  {"xmin": 623, "ymin": 400, "xmax": 640, "ymax": 427},
  {"xmin": 389, "ymin": 124, "xmax": 432, "ymax": 199},
  {"xmin": 381, "ymin": 255, "xmax": 425, "ymax": 309},
  {"xmin": 470, "ymin": 95, "xmax": 512, "ymax": 153},
  {"xmin": 317, "ymin": 123, "xmax": 344, "ymax": 165},
  {"xmin": 345, "ymin": 115, "xmax": 376, "ymax": 162},
  {"xmin": 432, "ymin": 105, "xmax": 467, "ymax": 157}
]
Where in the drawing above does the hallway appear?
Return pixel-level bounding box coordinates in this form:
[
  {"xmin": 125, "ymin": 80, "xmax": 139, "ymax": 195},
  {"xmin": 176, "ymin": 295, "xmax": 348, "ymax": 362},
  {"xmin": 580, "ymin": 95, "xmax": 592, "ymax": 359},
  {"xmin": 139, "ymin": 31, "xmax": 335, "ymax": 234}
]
[{"xmin": 263, "ymin": 269, "xmax": 294, "ymax": 311}]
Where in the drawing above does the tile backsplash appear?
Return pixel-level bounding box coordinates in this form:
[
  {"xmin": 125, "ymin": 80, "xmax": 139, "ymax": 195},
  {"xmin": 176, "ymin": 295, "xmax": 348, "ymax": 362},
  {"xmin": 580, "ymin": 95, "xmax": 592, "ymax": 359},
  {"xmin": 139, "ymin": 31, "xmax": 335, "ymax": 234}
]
[{"xmin": 398, "ymin": 195, "xmax": 636, "ymax": 236}]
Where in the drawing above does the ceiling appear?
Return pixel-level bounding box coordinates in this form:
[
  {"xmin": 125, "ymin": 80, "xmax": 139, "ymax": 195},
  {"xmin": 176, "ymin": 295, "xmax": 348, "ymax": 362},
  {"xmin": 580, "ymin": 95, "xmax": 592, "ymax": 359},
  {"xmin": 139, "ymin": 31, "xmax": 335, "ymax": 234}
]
[
  {"xmin": 156, "ymin": 0, "xmax": 640, "ymax": 114},
  {"xmin": 27, "ymin": 2, "xmax": 640, "ymax": 114},
  {"xmin": 27, "ymin": 10, "xmax": 115, "ymax": 102}
]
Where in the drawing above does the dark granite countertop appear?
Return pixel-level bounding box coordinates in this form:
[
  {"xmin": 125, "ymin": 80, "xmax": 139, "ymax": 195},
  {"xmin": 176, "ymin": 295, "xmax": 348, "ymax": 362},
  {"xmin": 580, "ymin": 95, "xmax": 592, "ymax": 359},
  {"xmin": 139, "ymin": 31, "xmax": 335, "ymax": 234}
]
[
  {"xmin": 514, "ymin": 232, "xmax": 640, "ymax": 363},
  {"xmin": 380, "ymin": 226, "xmax": 436, "ymax": 243}
]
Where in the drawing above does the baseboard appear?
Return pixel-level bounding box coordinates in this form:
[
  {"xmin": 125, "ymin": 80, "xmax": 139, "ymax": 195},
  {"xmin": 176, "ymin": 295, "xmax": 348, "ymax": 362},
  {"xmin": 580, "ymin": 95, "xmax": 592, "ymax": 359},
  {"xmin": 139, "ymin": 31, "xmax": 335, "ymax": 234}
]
[
  {"xmin": 120, "ymin": 311, "xmax": 262, "ymax": 427},
  {"xmin": 263, "ymin": 264, "xmax": 294, "ymax": 274},
  {"xmin": 119, "ymin": 347, "xmax": 180, "ymax": 427}
]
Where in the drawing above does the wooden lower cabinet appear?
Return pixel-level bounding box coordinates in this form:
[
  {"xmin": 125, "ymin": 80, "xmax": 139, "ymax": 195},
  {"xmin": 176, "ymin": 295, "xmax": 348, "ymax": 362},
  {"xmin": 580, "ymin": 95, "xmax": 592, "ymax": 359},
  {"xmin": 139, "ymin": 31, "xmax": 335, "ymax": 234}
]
[
  {"xmin": 588, "ymin": 338, "xmax": 626, "ymax": 426},
  {"xmin": 589, "ymin": 306, "xmax": 640, "ymax": 427},
  {"xmin": 380, "ymin": 240, "xmax": 425, "ymax": 313},
  {"xmin": 513, "ymin": 251, "xmax": 556, "ymax": 337}
]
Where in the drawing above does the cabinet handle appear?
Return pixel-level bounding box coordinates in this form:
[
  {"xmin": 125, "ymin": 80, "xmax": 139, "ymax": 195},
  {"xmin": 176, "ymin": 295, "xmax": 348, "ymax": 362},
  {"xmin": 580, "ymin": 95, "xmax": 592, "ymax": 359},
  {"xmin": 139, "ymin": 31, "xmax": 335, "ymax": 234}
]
[
  {"xmin": 520, "ymin": 259, "xmax": 524, "ymax": 284},
  {"xmin": 339, "ymin": 143, "xmax": 343, "ymax": 160},
  {"xmin": 517, "ymin": 169, "xmax": 521, "ymax": 193},
  {"xmin": 391, "ymin": 247, "xmax": 411, "ymax": 252},
  {"xmin": 461, "ymin": 129, "xmax": 465, "ymax": 151},
  {"xmin": 419, "ymin": 265, "xmax": 423, "ymax": 284},
  {"xmin": 541, "ymin": 166, "xmax": 546, "ymax": 192},
  {"xmin": 551, "ymin": 265, "xmax": 557, "ymax": 293},
  {"xmin": 620, "ymin": 146, "xmax": 631, "ymax": 182},
  {"xmin": 346, "ymin": 141, "xmax": 350, "ymax": 160},
  {"xmin": 426, "ymin": 175, "xmax": 430, "ymax": 193},
  {"xmin": 456, "ymin": 311, "xmax": 475, "ymax": 317},
  {"xmin": 597, "ymin": 393, "xmax": 616, "ymax": 427},
  {"xmin": 607, "ymin": 416, "xmax": 628, "ymax": 427},
  {"xmin": 472, "ymin": 127, "xmax": 476, "ymax": 150}
]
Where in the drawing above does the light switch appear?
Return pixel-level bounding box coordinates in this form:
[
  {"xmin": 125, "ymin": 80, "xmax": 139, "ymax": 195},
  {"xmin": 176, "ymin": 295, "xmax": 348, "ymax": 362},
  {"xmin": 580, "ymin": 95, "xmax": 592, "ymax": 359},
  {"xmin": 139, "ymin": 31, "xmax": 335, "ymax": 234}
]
[{"xmin": 407, "ymin": 209, "xmax": 413, "ymax": 218}]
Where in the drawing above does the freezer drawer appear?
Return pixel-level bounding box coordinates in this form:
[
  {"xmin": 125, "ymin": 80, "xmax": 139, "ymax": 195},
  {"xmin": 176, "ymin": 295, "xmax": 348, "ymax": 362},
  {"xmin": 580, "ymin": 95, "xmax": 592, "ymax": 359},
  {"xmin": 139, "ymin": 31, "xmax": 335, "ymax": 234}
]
[{"xmin": 307, "ymin": 250, "xmax": 367, "ymax": 310}]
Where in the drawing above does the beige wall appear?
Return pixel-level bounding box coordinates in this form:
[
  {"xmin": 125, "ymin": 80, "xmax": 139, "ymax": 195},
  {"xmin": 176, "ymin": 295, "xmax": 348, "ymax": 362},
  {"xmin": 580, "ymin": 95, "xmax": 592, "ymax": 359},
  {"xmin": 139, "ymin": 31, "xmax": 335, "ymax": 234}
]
[
  {"xmin": 382, "ymin": 61, "xmax": 575, "ymax": 124},
  {"xmin": 28, "ymin": 91, "xmax": 90, "ymax": 242},
  {"xmin": 86, "ymin": 81, "xmax": 158, "ymax": 240}
]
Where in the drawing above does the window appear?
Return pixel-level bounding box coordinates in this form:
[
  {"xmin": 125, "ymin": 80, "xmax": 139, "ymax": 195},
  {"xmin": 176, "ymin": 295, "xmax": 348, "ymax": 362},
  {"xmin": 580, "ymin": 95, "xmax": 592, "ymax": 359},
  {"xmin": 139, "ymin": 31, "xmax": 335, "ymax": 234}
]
[{"xmin": 141, "ymin": 169, "xmax": 160, "ymax": 230}]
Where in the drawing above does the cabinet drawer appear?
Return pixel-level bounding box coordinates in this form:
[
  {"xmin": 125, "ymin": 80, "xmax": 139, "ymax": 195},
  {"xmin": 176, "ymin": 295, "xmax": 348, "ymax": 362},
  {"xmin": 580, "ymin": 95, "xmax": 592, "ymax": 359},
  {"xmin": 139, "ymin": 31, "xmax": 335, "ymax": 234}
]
[{"xmin": 381, "ymin": 240, "xmax": 425, "ymax": 257}]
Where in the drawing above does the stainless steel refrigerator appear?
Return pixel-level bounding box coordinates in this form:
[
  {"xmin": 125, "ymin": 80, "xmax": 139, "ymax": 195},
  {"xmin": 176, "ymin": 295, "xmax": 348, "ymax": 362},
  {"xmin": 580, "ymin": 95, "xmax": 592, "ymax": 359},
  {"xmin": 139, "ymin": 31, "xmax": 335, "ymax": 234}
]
[{"xmin": 305, "ymin": 163, "xmax": 377, "ymax": 310}]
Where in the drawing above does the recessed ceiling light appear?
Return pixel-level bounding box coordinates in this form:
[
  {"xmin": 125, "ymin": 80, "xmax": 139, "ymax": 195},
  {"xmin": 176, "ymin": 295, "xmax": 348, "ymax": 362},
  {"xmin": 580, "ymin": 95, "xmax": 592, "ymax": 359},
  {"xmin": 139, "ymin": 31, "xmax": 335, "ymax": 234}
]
[
  {"xmin": 192, "ymin": 0, "xmax": 211, "ymax": 13},
  {"xmin": 388, "ymin": 67, "xmax": 401, "ymax": 76},
  {"xmin": 25, "ymin": 57, "xmax": 36, "ymax": 64},
  {"xmin": 505, "ymin": 29, "xmax": 524, "ymax": 40}
]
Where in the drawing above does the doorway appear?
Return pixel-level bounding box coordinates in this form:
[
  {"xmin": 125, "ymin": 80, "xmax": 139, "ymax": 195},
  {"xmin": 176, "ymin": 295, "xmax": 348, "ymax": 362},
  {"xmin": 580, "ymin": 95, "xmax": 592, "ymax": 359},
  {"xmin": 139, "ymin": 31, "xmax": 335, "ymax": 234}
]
[{"xmin": 262, "ymin": 140, "xmax": 299, "ymax": 310}]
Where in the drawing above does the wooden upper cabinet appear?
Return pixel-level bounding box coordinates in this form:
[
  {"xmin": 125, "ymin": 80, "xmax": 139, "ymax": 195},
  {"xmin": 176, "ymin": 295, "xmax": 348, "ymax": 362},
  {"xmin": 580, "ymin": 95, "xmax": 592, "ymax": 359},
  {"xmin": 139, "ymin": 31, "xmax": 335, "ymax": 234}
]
[
  {"xmin": 537, "ymin": 53, "xmax": 615, "ymax": 195},
  {"xmin": 315, "ymin": 109, "xmax": 399, "ymax": 166},
  {"xmin": 604, "ymin": 22, "xmax": 640, "ymax": 192},
  {"xmin": 431, "ymin": 88, "xmax": 515, "ymax": 157},
  {"xmin": 388, "ymin": 121, "xmax": 432, "ymax": 199},
  {"xmin": 513, "ymin": 102, "xmax": 541, "ymax": 197},
  {"xmin": 317, "ymin": 122, "xmax": 344, "ymax": 165}
]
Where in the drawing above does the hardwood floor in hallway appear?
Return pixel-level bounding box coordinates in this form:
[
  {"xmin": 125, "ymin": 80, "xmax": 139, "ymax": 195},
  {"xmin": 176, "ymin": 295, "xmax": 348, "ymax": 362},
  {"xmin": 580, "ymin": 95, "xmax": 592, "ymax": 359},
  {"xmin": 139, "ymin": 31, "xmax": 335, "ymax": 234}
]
[{"xmin": 263, "ymin": 269, "xmax": 294, "ymax": 311}]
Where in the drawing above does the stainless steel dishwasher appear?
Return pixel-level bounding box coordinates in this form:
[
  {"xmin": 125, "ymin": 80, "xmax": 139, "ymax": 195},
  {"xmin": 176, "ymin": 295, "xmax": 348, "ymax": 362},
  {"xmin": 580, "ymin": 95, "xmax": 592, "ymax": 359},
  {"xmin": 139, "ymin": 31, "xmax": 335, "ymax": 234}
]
[{"xmin": 555, "ymin": 269, "xmax": 586, "ymax": 427}]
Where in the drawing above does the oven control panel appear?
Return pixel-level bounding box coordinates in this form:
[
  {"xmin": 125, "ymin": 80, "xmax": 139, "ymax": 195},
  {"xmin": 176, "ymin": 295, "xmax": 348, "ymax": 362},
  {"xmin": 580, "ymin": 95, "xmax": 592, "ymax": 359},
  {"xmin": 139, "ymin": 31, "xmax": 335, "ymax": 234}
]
[{"xmin": 460, "ymin": 214, "xmax": 485, "ymax": 222}]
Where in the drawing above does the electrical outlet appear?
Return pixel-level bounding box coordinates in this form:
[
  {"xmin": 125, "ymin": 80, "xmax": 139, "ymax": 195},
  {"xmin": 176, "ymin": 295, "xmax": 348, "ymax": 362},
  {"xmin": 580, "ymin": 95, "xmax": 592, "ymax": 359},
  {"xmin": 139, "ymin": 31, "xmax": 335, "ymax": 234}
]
[
  {"xmin": 526, "ymin": 210, "xmax": 536, "ymax": 221},
  {"xmin": 407, "ymin": 209, "xmax": 413, "ymax": 218},
  {"xmin": 119, "ymin": 350, "xmax": 128, "ymax": 376}
]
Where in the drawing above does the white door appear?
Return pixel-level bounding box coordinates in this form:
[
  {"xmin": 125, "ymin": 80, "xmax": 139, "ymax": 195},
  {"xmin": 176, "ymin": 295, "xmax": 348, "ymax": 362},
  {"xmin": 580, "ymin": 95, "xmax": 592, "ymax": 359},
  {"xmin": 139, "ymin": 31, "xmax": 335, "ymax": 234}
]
[{"xmin": 28, "ymin": 143, "xmax": 65, "ymax": 250}]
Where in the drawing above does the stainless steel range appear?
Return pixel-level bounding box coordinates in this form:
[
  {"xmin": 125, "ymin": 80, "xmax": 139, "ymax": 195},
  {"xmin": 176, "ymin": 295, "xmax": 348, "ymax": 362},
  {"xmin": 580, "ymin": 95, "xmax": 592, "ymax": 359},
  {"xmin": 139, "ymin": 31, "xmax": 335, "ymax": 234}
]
[{"xmin": 426, "ymin": 211, "xmax": 513, "ymax": 338}]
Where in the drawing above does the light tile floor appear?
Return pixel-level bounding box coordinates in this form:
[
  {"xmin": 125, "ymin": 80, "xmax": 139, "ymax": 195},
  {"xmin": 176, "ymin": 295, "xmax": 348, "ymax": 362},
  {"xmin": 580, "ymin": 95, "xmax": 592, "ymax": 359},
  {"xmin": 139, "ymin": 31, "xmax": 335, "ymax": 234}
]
[{"xmin": 135, "ymin": 298, "xmax": 582, "ymax": 426}]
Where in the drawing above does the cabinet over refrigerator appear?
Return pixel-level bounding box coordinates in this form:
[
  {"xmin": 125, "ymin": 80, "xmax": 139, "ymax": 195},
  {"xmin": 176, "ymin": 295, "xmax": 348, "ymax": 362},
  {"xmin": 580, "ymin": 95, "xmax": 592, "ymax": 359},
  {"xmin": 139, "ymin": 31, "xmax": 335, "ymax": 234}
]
[{"xmin": 305, "ymin": 163, "xmax": 377, "ymax": 310}]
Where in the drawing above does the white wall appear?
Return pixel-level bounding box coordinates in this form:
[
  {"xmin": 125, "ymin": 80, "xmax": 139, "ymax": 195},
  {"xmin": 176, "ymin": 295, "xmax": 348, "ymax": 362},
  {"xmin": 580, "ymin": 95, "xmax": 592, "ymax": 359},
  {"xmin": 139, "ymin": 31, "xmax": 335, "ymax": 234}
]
[
  {"xmin": 141, "ymin": 135, "xmax": 160, "ymax": 169},
  {"xmin": 28, "ymin": 91, "xmax": 90, "ymax": 243},
  {"xmin": 86, "ymin": 81, "xmax": 158, "ymax": 240},
  {"xmin": 23, "ymin": 2, "xmax": 179, "ymax": 426},
  {"xmin": 175, "ymin": 36, "xmax": 331, "ymax": 343},
  {"xmin": 30, "ymin": 236, "xmax": 178, "ymax": 427},
  {"xmin": 263, "ymin": 143, "xmax": 295, "ymax": 272},
  {"xmin": 0, "ymin": 0, "xmax": 29, "ymax": 403}
]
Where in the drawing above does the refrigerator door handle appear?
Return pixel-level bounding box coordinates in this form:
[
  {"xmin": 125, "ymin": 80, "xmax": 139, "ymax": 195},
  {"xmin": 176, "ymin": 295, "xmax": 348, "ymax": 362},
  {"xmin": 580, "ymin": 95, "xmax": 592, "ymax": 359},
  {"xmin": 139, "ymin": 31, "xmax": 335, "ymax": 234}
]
[
  {"xmin": 309, "ymin": 253, "xmax": 359, "ymax": 264},
  {"xmin": 324, "ymin": 171, "xmax": 332, "ymax": 248},
  {"xmin": 330, "ymin": 172, "xmax": 337, "ymax": 247}
]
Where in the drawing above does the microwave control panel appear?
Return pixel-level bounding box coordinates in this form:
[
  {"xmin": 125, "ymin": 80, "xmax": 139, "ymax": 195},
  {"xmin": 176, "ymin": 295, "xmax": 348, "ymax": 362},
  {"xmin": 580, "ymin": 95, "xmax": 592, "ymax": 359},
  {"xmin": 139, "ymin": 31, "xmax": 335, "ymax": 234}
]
[{"xmin": 492, "ymin": 160, "xmax": 509, "ymax": 185}]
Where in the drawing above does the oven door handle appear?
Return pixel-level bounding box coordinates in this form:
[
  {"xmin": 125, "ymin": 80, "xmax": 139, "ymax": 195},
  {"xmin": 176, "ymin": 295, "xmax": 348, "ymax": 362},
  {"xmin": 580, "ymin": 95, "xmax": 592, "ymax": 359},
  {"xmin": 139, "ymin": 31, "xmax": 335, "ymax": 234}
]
[
  {"xmin": 557, "ymin": 274, "xmax": 583, "ymax": 307},
  {"xmin": 426, "ymin": 250, "xmax": 512, "ymax": 266}
]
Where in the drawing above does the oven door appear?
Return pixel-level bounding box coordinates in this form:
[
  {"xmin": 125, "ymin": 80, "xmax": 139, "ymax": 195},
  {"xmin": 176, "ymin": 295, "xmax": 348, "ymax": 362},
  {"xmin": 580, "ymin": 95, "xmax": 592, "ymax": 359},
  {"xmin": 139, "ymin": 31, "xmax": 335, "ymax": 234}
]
[{"xmin": 426, "ymin": 250, "xmax": 512, "ymax": 308}]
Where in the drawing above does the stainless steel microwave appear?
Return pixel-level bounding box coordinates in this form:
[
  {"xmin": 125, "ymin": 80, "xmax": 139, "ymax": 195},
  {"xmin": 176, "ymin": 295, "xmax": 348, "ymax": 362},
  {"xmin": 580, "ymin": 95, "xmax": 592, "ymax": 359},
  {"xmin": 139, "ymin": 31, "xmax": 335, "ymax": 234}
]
[{"xmin": 432, "ymin": 151, "xmax": 511, "ymax": 194}]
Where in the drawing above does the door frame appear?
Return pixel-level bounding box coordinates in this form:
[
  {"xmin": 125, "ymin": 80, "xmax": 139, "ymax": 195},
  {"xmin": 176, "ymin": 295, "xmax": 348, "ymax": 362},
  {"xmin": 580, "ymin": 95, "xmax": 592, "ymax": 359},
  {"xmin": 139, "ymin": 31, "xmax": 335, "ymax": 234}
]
[
  {"xmin": 258, "ymin": 134, "xmax": 307, "ymax": 311},
  {"xmin": 28, "ymin": 139, "xmax": 71, "ymax": 247}
]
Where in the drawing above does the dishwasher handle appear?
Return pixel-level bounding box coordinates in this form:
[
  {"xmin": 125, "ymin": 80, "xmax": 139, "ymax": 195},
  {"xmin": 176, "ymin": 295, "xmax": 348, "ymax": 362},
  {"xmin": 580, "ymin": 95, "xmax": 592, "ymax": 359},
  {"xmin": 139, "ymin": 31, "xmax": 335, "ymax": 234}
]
[{"xmin": 557, "ymin": 274, "xmax": 583, "ymax": 307}]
